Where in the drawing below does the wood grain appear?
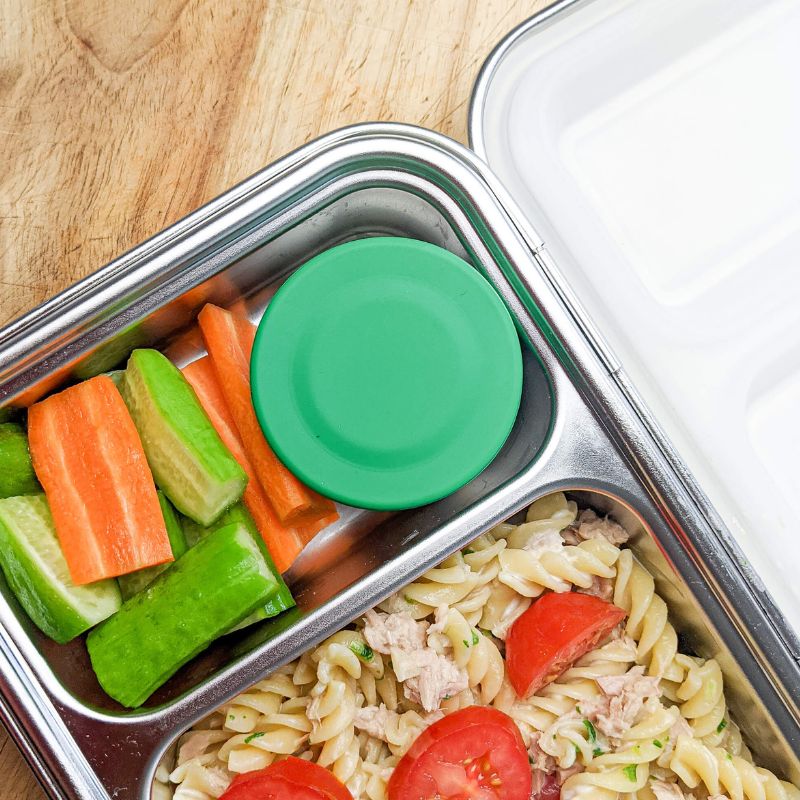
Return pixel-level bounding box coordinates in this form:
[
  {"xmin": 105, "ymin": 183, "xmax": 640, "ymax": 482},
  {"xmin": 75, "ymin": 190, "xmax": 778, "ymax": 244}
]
[{"xmin": 0, "ymin": 0, "xmax": 550, "ymax": 795}]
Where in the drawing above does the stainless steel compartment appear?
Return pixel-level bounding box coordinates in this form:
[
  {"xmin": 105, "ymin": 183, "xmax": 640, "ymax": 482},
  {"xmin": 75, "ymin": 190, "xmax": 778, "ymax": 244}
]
[{"xmin": 0, "ymin": 124, "xmax": 798, "ymax": 800}]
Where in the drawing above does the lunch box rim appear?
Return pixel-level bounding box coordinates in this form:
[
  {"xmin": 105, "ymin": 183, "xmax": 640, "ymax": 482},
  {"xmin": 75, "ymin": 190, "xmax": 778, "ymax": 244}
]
[{"xmin": 1, "ymin": 122, "xmax": 799, "ymax": 800}]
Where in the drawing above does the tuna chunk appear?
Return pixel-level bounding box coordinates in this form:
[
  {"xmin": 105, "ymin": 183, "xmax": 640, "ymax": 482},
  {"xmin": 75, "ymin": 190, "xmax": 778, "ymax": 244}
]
[
  {"xmin": 353, "ymin": 703, "xmax": 442, "ymax": 742},
  {"xmin": 362, "ymin": 609, "xmax": 427, "ymax": 654},
  {"xmin": 583, "ymin": 666, "xmax": 660, "ymax": 741},
  {"xmin": 563, "ymin": 510, "xmax": 629, "ymax": 546},
  {"xmin": 394, "ymin": 648, "xmax": 468, "ymax": 712},
  {"xmin": 528, "ymin": 732, "xmax": 557, "ymax": 773},
  {"xmin": 361, "ymin": 609, "xmax": 468, "ymax": 712},
  {"xmin": 650, "ymin": 780, "xmax": 698, "ymax": 800},
  {"xmin": 578, "ymin": 575, "xmax": 614, "ymax": 602},
  {"xmin": 176, "ymin": 730, "xmax": 227, "ymax": 763}
]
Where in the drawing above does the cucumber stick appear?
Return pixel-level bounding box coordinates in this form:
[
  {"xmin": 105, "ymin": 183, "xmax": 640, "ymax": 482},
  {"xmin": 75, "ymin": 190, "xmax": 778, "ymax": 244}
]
[
  {"xmin": 0, "ymin": 495, "xmax": 121, "ymax": 643},
  {"xmin": 182, "ymin": 502, "xmax": 295, "ymax": 622},
  {"xmin": 120, "ymin": 349, "xmax": 247, "ymax": 526},
  {"xmin": 87, "ymin": 521, "xmax": 279, "ymax": 707},
  {"xmin": 117, "ymin": 492, "xmax": 187, "ymax": 600},
  {"xmin": 0, "ymin": 423, "xmax": 41, "ymax": 498}
]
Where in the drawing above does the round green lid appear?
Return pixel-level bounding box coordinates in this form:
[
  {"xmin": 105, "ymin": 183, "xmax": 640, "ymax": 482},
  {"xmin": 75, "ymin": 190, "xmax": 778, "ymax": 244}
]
[{"xmin": 250, "ymin": 237, "xmax": 523, "ymax": 510}]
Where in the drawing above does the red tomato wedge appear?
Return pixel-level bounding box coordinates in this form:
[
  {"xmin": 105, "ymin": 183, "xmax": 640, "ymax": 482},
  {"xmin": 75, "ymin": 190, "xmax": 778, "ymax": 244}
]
[
  {"xmin": 198, "ymin": 304, "xmax": 338, "ymax": 527},
  {"xmin": 182, "ymin": 356, "xmax": 305, "ymax": 572},
  {"xmin": 388, "ymin": 707, "xmax": 531, "ymax": 800},
  {"xmin": 507, "ymin": 591, "xmax": 627, "ymax": 698},
  {"xmin": 28, "ymin": 375, "xmax": 172, "ymax": 584},
  {"xmin": 221, "ymin": 757, "xmax": 353, "ymax": 800}
]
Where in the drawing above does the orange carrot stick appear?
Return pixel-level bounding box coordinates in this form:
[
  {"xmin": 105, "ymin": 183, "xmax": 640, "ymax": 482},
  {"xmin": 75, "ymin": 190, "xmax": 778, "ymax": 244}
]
[
  {"xmin": 182, "ymin": 356, "xmax": 304, "ymax": 572},
  {"xmin": 28, "ymin": 376, "xmax": 172, "ymax": 585},
  {"xmin": 197, "ymin": 303, "xmax": 326, "ymax": 524}
]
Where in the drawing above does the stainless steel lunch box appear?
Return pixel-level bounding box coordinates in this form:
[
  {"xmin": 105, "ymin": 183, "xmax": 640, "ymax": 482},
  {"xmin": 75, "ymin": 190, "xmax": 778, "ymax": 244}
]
[{"xmin": 1, "ymin": 124, "xmax": 798, "ymax": 800}]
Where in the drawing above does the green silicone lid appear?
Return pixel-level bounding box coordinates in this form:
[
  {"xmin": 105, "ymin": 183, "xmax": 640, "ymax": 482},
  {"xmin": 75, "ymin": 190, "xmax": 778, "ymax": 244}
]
[{"xmin": 251, "ymin": 237, "xmax": 523, "ymax": 510}]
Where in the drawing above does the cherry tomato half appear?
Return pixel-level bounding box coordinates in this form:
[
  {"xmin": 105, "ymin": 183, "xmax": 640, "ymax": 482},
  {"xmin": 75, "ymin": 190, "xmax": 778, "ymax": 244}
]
[
  {"xmin": 507, "ymin": 591, "xmax": 626, "ymax": 698},
  {"xmin": 220, "ymin": 757, "xmax": 353, "ymax": 800},
  {"xmin": 388, "ymin": 706, "xmax": 531, "ymax": 800}
]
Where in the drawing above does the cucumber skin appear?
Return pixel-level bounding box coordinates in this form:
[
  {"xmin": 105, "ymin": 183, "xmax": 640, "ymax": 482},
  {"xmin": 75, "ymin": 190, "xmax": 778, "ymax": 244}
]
[
  {"xmin": 0, "ymin": 496, "xmax": 121, "ymax": 644},
  {"xmin": 87, "ymin": 522, "xmax": 279, "ymax": 708},
  {"xmin": 121, "ymin": 349, "xmax": 247, "ymax": 526},
  {"xmin": 0, "ymin": 423, "xmax": 41, "ymax": 498},
  {"xmin": 181, "ymin": 502, "xmax": 295, "ymax": 619},
  {"xmin": 117, "ymin": 492, "xmax": 187, "ymax": 601}
]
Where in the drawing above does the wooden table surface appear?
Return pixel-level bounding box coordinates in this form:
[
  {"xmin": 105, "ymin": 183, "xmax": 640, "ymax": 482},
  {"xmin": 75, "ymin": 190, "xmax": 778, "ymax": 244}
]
[{"xmin": 0, "ymin": 0, "xmax": 549, "ymax": 795}]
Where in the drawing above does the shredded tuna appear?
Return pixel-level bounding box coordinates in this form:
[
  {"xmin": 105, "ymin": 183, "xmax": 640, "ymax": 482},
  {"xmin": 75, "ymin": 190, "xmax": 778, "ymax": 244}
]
[
  {"xmin": 557, "ymin": 764, "xmax": 583, "ymax": 784},
  {"xmin": 657, "ymin": 714, "xmax": 693, "ymax": 766},
  {"xmin": 353, "ymin": 704, "xmax": 442, "ymax": 741},
  {"xmin": 564, "ymin": 510, "xmax": 629, "ymax": 546},
  {"xmin": 651, "ymin": 780, "xmax": 698, "ymax": 800},
  {"xmin": 582, "ymin": 666, "xmax": 660, "ymax": 741},
  {"xmin": 176, "ymin": 730, "xmax": 228, "ymax": 764},
  {"xmin": 364, "ymin": 609, "xmax": 428, "ymax": 655},
  {"xmin": 362, "ymin": 609, "xmax": 468, "ymax": 712},
  {"xmin": 578, "ymin": 575, "xmax": 614, "ymax": 602},
  {"xmin": 426, "ymin": 605, "xmax": 452, "ymax": 652},
  {"xmin": 528, "ymin": 732, "xmax": 557, "ymax": 773},
  {"xmin": 394, "ymin": 648, "xmax": 468, "ymax": 712},
  {"xmin": 353, "ymin": 704, "xmax": 400, "ymax": 739},
  {"xmin": 362, "ymin": 609, "xmax": 427, "ymax": 654}
]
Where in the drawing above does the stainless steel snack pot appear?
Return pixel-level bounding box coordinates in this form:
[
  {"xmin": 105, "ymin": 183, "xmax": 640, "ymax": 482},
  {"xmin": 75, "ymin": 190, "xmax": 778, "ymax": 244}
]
[{"xmin": 0, "ymin": 125, "xmax": 798, "ymax": 800}]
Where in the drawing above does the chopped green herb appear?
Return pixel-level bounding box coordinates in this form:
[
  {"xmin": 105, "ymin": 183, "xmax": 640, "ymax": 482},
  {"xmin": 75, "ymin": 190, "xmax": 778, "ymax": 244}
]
[
  {"xmin": 472, "ymin": 631, "xmax": 480, "ymax": 646},
  {"xmin": 576, "ymin": 705, "xmax": 582, "ymax": 714},
  {"xmin": 592, "ymin": 747, "xmax": 603, "ymax": 758},
  {"xmin": 529, "ymin": 755, "xmax": 535, "ymax": 765},
  {"xmin": 443, "ymin": 694, "xmax": 451, "ymax": 700},
  {"xmin": 348, "ymin": 641, "xmax": 374, "ymax": 662},
  {"xmin": 582, "ymin": 719, "xmax": 597, "ymax": 743},
  {"xmin": 463, "ymin": 548, "xmax": 475, "ymax": 555},
  {"xmin": 244, "ymin": 732, "xmax": 265, "ymax": 744},
  {"xmin": 653, "ymin": 739, "xmax": 663, "ymax": 749},
  {"xmin": 462, "ymin": 639, "xmax": 470, "ymax": 648},
  {"xmin": 726, "ymin": 753, "xmax": 733, "ymax": 761},
  {"xmin": 228, "ymin": 714, "xmax": 235, "ymax": 720},
  {"xmin": 573, "ymin": 743, "xmax": 581, "ymax": 756},
  {"xmin": 623, "ymin": 764, "xmax": 638, "ymax": 782},
  {"xmin": 404, "ymin": 595, "xmax": 417, "ymax": 604},
  {"xmin": 717, "ymin": 718, "xmax": 728, "ymax": 734}
]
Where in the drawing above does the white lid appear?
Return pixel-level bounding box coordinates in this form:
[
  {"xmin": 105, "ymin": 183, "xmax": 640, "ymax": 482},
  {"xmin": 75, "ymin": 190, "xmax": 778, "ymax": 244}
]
[{"xmin": 472, "ymin": 0, "xmax": 800, "ymax": 634}]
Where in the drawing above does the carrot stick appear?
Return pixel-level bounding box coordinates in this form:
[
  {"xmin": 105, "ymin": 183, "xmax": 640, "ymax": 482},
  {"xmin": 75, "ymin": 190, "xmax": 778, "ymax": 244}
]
[
  {"xmin": 297, "ymin": 507, "xmax": 341, "ymax": 545},
  {"xmin": 28, "ymin": 375, "xmax": 172, "ymax": 584},
  {"xmin": 197, "ymin": 303, "xmax": 326, "ymax": 525},
  {"xmin": 182, "ymin": 356, "xmax": 304, "ymax": 572}
]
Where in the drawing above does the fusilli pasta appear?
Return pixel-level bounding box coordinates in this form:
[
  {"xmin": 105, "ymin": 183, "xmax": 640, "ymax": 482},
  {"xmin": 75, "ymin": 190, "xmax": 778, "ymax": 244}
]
[{"xmin": 160, "ymin": 493, "xmax": 797, "ymax": 800}]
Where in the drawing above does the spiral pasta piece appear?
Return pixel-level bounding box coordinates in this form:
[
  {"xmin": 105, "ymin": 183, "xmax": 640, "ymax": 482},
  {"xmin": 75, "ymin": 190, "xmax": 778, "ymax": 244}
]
[
  {"xmin": 613, "ymin": 549, "xmax": 683, "ymax": 682},
  {"xmin": 670, "ymin": 734, "xmax": 800, "ymax": 800},
  {"xmin": 498, "ymin": 536, "xmax": 621, "ymax": 598}
]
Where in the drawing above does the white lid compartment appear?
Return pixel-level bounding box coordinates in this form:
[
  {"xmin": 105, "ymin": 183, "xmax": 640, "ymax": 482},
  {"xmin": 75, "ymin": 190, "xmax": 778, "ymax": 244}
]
[{"xmin": 472, "ymin": 0, "xmax": 800, "ymax": 634}]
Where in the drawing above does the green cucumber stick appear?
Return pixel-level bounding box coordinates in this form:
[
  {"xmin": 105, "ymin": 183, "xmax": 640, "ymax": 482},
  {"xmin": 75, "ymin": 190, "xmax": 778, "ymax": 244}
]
[{"xmin": 87, "ymin": 521, "xmax": 279, "ymax": 708}]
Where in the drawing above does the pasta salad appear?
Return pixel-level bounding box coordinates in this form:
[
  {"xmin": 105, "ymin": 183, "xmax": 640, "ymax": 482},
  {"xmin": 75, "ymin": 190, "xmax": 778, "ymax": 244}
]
[{"xmin": 157, "ymin": 493, "xmax": 800, "ymax": 800}]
